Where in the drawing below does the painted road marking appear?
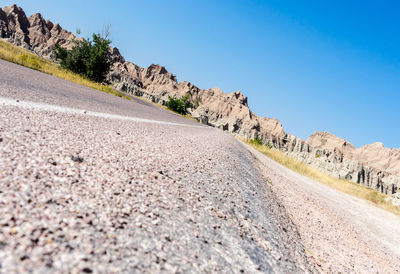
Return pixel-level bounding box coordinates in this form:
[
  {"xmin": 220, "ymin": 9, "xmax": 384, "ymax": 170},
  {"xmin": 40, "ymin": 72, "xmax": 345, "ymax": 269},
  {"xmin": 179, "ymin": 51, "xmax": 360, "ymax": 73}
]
[{"xmin": 0, "ymin": 97, "xmax": 207, "ymax": 128}]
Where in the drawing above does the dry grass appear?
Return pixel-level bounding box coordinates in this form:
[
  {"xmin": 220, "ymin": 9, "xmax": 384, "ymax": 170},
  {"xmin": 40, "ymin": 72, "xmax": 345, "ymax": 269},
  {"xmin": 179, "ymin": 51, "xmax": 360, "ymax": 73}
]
[
  {"xmin": 245, "ymin": 140, "xmax": 400, "ymax": 215},
  {"xmin": 0, "ymin": 39, "xmax": 130, "ymax": 100}
]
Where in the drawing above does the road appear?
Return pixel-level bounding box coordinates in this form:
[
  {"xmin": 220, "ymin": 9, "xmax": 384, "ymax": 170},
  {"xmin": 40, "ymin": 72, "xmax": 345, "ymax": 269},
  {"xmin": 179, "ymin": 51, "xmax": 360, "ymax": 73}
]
[
  {"xmin": 245, "ymin": 144, "xmax": 400, "ymax": 273},
  {"xmin": 0, "ymin": 60, "xmax": 314, "ymax": 272},
  {"xmin": 2, "ymin": 58, "xmax": 400, "ymax": 273}
]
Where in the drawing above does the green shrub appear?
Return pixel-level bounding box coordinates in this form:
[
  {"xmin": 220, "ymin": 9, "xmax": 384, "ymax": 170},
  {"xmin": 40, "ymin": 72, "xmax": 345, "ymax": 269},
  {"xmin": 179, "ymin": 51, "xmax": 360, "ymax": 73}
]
[
  {"xmin": 249, "ymin": 137, "xmax": 263, "ymax": 146},
  {"xmin": 249, "ymin": 138, "xmax": 274, "ymax": 148},
  {"xmin": 167, "ymin": 93, "xmax": 193, "ymax": 115},
  {"xmin": 54, "ymin": 33, "xmax": 113, "ymax": 83}
]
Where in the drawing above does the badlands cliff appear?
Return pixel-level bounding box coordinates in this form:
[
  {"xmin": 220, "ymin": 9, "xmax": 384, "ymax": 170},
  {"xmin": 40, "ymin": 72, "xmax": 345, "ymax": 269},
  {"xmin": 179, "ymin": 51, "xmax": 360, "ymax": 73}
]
[{"xmin": 1, "ymin": 4, "xmax": 399, "ymax": 195}]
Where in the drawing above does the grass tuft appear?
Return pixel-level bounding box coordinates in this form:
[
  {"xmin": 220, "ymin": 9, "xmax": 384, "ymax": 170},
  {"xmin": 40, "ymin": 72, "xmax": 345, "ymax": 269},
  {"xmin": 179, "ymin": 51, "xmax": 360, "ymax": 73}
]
[
  {"xmin": 0, "ymin": 39, "xmax": 130, "ymax": 100},
  {"xmin": 245, "ymin": 139, "xmax": 400, "ymax": 215}
]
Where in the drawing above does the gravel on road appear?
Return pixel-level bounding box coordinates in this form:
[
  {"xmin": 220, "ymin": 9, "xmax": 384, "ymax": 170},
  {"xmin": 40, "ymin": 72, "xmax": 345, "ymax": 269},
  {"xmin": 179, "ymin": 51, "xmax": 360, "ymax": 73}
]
[
  {"xmin": 0, "ymin": 100, "xmax": 315, "ymax": 273},
  {"xmin": 0, "ymin": 60, "xmax": 318, "ymax": 272}
]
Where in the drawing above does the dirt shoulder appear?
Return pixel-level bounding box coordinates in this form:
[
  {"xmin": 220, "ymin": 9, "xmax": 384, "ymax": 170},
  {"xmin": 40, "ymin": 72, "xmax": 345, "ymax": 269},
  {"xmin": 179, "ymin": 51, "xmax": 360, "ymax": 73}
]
[{"xmin": 244, "ymin": 143, "xmax": 400, "ymax": 273}]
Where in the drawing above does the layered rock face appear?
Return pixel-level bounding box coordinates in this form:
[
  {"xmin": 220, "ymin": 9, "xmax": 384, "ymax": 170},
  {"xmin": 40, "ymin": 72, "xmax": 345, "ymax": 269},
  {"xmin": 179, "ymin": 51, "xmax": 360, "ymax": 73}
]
[
  {"xmin": 1, "ymin": 4, "xmax": 399, "ymax": 195},
  {"xmin": 301, "ymin": 132, "xmax": 400, "ymax": 194}
]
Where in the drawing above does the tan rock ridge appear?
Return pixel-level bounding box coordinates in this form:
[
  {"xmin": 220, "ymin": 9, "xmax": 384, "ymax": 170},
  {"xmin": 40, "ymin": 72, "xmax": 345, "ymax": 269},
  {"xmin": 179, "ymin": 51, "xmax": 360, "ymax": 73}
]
[
  {"xmin": 0, "ymin": 4, "xmax": 74, "ymax": 58},
  {"xmin": 307, "ymin": 131, "xmax": 400, "ymax": 178},
  {"xmin": 306, "ymin": 131, "xmax": 355, "ymax": 152},
  {"xmin": 1, "ymin": 4, "xmax": 399, "ymax": 195},
  {"xmin": 356, "ymin": 143, "xmax": 400, "ymax": 177}
]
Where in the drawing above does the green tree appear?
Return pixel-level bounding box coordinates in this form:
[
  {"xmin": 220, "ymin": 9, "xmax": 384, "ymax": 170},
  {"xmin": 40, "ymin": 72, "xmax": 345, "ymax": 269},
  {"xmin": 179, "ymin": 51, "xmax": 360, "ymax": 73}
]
[
  {"xmin": 54, "ymin": 33, "xmax": 113, "ymax": 83},
  {"xmin": 167, "ymin": 93, "xmax": 193, "ymax": 115}
]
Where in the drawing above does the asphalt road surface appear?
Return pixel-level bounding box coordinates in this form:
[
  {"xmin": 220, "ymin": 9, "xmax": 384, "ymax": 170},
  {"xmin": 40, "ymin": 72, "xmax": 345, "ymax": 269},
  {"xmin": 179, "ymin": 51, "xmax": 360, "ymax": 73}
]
[
  {"xmin": 2, "ymin": 58, "xmax": 400, "ymax": 273},
  {"xmin": 0, "ymin": 60, "xmax": 315, "ymax": 272}
]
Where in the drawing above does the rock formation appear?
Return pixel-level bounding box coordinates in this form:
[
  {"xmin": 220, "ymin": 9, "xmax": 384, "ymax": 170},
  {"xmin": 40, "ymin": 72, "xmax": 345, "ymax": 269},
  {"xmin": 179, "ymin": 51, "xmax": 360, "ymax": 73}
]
[
  {"xmin": 0, "ymin": 4, "xmax": 75, "ymax": 58},
  {"xmin": 1, "ymin": 4, "xmax": 399, "ymax": 196}
]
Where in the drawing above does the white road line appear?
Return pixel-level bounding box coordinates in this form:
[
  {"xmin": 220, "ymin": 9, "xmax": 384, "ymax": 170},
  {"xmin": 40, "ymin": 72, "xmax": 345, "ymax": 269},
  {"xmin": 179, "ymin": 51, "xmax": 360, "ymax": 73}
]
[{"xmin": 0, "ymin": 97, "xmax": 207, "ymax": 128}]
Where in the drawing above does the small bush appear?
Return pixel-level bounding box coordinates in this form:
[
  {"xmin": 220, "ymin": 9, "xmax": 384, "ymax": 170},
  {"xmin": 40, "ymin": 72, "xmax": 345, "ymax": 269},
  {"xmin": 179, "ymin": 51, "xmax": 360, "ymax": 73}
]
[
  {"xmin": 54, "ymin": 33, "xmax": 113, "ymax": 83},
  {"xmin": 167, "ymin": 93, "xmax": 193, "ymax": 115},
  {"xmin": 250, "ymin": 137, "xmax": 263, "ymax": 146}
]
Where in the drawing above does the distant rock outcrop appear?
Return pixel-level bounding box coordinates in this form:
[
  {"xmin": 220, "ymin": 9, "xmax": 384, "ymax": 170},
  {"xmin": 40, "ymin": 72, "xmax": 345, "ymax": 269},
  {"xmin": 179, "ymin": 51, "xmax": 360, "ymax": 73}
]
[
  {"xmin": 1, "ymin": 4, "xmax": 399, "ymax": 195},
  {"xmin": 301, "ymin": 132, "xmax": 400, "ymax": 193}
]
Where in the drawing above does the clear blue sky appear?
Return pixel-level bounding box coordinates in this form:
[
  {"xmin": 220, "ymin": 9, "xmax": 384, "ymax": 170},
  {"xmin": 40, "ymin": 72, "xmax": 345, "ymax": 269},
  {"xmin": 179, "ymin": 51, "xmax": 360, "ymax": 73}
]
[{"xmin": 5, "ymin": 1, "xmax": 400, "ymax": 148}]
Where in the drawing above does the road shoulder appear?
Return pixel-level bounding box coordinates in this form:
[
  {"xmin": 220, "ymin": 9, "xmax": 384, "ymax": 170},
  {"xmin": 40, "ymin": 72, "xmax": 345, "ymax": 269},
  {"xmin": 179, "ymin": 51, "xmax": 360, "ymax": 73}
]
[{"xmin": 243, "ymin": 142, "xmax": 400, "ymax": 273}]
